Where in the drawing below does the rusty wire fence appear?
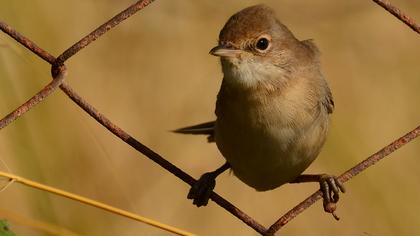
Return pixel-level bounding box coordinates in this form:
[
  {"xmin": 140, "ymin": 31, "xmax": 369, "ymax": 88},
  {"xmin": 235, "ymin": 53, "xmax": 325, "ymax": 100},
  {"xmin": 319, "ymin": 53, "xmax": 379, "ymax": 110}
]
[{"xmin": 0, "ymin": 0, "xmax": 419, "ymax": 235}]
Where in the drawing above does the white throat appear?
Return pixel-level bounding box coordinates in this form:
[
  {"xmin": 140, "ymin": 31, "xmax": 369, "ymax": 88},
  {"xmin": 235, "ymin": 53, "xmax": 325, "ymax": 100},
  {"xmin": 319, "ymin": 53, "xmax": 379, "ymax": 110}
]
[{"xmin": 221, "ymin": 57, "xmax": 289, "ymax": 88}]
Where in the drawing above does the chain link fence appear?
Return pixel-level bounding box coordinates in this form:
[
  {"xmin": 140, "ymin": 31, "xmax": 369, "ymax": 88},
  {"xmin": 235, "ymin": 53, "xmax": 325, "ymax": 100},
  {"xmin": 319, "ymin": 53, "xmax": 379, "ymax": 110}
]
[{"xmin": 0, "ymin": 0, "xmax": 419, "ymax": 235}]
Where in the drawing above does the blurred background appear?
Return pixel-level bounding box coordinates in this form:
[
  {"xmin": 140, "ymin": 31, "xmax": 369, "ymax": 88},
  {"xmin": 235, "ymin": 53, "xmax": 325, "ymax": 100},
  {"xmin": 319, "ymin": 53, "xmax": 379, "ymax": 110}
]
[{"xmin": 0, "ymin": 0, "xmax": 419, "ymax": 235}]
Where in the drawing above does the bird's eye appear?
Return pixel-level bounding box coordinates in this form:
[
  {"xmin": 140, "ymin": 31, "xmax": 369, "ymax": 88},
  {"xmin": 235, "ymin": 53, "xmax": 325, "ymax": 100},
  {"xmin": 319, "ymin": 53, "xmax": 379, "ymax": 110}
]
[{"xmin": 255, "ymin": 37, "xmax": 270, "ymax": 51}]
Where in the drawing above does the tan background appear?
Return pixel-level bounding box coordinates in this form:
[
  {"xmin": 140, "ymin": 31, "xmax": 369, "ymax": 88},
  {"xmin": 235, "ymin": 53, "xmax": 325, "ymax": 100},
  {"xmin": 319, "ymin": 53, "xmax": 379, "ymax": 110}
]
[{"xmin": 0, "ymin": 0, "xmax": 419, "ymax": 235}]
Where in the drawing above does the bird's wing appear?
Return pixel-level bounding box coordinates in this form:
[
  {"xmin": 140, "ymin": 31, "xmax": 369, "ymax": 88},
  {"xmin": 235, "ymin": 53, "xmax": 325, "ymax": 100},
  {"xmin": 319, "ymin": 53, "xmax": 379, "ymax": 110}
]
[
  {"xmin": 323, "ymin": 87, "xmax": 334, "ymax": 114},
  {"xmin": 302, "ymin": 39, "xmax": 334, "ymax": 114},
  {"xmin": 173, "ymin": 121, "xmax": 216, "ymax": 142}
]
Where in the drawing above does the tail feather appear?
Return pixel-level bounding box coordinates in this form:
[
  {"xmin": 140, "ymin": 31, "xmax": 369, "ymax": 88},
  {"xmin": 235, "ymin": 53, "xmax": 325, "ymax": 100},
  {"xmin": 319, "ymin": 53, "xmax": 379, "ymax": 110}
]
[{"xmin": 173, "ymin": 121, "xmax": 215, "ymax": 142}]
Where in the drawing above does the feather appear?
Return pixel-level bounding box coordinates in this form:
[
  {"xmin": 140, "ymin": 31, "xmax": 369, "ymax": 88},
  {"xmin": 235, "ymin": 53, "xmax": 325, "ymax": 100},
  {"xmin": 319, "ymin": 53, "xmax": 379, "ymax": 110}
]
[{"xmin": 173, "ymin": 121, "xmax": 215, "ymax": 142}]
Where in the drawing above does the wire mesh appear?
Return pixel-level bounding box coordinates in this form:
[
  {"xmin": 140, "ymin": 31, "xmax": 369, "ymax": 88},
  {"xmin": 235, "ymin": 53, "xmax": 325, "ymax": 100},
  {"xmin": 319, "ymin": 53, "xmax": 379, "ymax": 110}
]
[{"xmin": 0, "ymin": 0, "xmax": 419, "ymax": 235}]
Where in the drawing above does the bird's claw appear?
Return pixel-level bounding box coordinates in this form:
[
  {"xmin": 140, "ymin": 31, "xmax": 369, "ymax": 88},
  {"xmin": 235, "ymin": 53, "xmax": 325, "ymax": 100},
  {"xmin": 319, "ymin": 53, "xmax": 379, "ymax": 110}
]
[
  {"xmin": 319, "ymin": 174, "xmax": 345, "ymax": 220},
  {"xmin": 187, "ymin": 172, "xmax": 216, "ymax": 207}
]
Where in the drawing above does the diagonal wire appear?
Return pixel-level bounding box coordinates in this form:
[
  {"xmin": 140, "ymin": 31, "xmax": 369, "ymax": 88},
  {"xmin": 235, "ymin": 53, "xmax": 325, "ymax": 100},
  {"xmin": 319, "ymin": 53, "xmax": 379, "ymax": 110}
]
[
  {"xmin": 266, "ymin": 125, "xmax": 420, "ymax": 235},
  {"xmin": 0, "ymin": 0, "xmax": 419, "ymax": 235},
  {"xmin": 0, "ymin": 1, "xmax": 267, "ymax": 234},
  {"xmin": 59, "ymin": 82, "xmax": 268, "ymax": 234},
  {"xmin": 0, "ymin": 65, "xmax": 67, "ymax": 130},
  {"xmin": 56, "ymin": 0, "xmax": 156, "ymax": 64},
  {"xmin": 372, "ymin": 0, "xmax": 420, "ymax": 34},
  {"xmin": 0, "ymin": 21, "xmax": 55, "ymax": 63}
]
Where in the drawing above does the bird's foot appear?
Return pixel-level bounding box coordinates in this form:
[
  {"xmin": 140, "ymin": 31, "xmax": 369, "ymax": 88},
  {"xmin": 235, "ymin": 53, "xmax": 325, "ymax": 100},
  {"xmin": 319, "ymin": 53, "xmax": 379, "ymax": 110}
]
[
  {"xmin": 318, "ymin": 174, "xmax": 346, "ymax": 220},
  {"xmin": 187, "ymin": 172, "xmax": 216, "ymax": 207}
]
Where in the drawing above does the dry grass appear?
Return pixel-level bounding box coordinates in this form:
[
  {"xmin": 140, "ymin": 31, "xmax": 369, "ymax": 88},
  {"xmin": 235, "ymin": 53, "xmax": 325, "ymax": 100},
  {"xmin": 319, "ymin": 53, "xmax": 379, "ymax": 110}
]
[{"xmin": 0, "ymin": 1, "xmax": 419, "ymax": 235}]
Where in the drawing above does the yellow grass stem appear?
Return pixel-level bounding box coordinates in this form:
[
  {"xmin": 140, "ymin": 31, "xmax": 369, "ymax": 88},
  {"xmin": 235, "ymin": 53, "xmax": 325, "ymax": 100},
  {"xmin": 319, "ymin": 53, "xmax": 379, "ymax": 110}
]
[{"xmin": 0, "ymin": 171, "xmax": 195, "ymax": 236}]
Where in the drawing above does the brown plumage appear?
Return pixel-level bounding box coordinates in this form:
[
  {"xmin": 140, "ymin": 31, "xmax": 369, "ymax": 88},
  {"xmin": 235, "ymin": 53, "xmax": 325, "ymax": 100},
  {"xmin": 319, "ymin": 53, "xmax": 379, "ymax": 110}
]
[{"xmin": 176, "ymin": 4, "xmax": 343, "ymax": 208}]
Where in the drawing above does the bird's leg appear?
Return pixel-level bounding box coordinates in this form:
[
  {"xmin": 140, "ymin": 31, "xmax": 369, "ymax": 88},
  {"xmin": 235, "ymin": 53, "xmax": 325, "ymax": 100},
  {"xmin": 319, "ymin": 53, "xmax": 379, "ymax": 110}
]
[
  {"xmin": 188, "ymin": 162, "xmax": 230, "ymax": 207},
  {"xmin": 290, "ymin": 174, "xmax": 346, "ymax": 220}
]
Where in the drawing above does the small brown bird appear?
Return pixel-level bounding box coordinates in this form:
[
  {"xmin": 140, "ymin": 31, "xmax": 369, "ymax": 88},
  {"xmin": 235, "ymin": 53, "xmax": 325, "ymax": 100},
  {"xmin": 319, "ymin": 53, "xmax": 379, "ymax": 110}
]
[{"xmin": 175, "ymin": 4, "xmax": 344, "ymax": 217}]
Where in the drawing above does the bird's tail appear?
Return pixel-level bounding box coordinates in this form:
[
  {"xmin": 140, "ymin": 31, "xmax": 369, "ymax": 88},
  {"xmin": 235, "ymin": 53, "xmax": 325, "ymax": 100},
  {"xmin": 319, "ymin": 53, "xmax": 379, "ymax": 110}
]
[{"xmin": 173, "ymin": 121, "xmax": 215, "ymax": 142}]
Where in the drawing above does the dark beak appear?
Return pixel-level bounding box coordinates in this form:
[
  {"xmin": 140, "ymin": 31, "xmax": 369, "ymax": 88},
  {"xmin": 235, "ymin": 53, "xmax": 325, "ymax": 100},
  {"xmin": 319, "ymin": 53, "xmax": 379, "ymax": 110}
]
[{"xmin": 209, "ymin": 45, "xmax": 242, "ymax": 57}]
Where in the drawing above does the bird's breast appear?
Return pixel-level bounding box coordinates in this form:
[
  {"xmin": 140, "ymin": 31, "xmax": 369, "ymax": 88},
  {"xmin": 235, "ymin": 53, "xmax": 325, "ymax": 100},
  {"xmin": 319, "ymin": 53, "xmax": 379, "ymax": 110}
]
[{"xmin": 215, "ymin": 84, "xmax": 329, "ymax": 191}]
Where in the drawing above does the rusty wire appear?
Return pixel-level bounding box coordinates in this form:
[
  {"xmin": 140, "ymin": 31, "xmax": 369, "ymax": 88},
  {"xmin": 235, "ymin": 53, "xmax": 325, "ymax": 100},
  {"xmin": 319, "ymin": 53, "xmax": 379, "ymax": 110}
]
[
  {"xmin": 58, "ymin": 82, "xmax": 267, "ymax": 233},
  {"xmin": 0, "ymin": 65, "xmax": 66, "ymax": 130},
  {"xmin": 266, "ymin": 125, "xmax": 420, "ymax": 235},
  {"xmin": 372, "ymin": 0, "xmax": 420, "ymax": 34},
  {"xmin": 0, "ymin": 0, "xmax": 419, "ymax": 235}
]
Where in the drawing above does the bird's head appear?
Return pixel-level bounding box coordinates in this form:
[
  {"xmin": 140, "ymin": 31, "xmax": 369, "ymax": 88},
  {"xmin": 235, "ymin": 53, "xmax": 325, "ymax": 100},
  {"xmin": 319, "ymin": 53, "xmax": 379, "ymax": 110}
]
[{"xmin": 210, "ymin": 5, "xmax": 309, "ymax": 88}]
